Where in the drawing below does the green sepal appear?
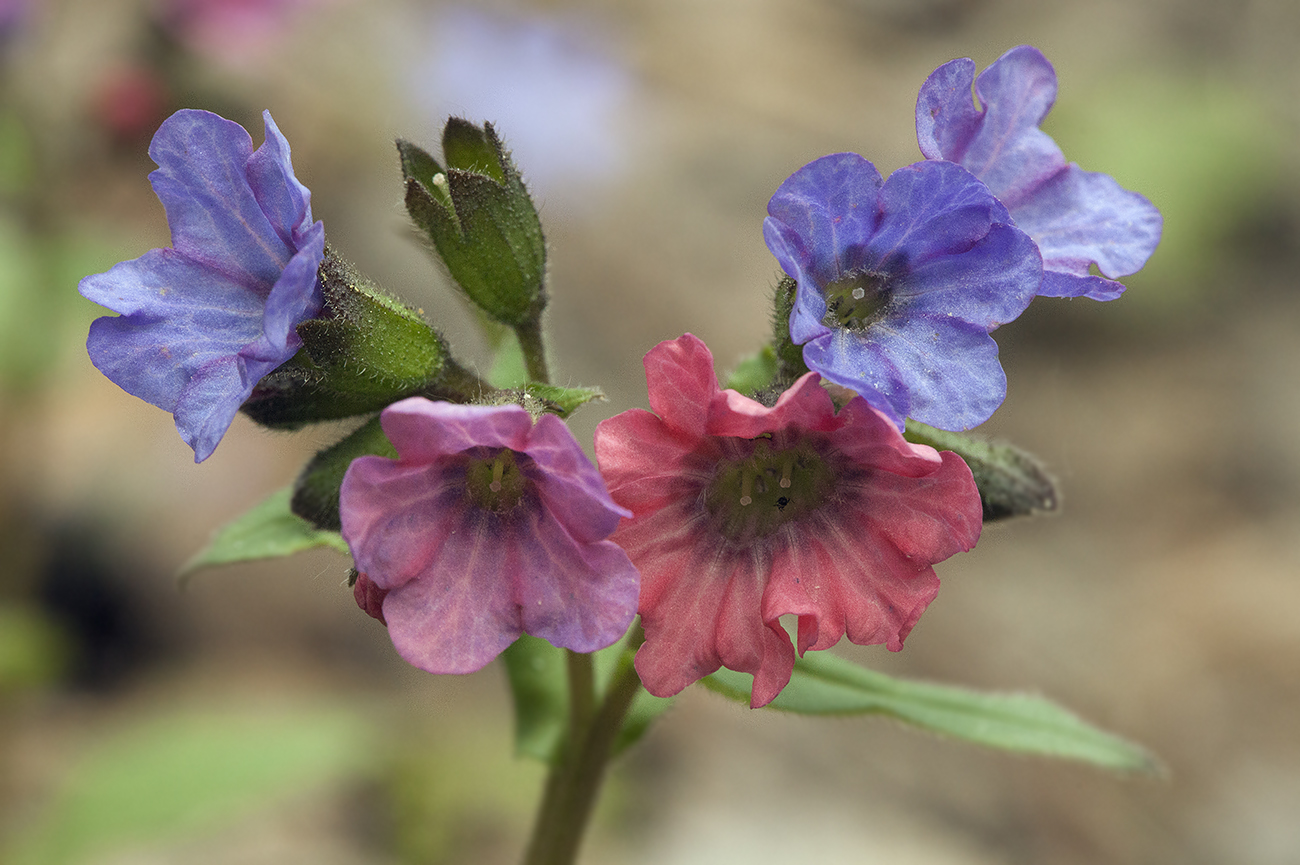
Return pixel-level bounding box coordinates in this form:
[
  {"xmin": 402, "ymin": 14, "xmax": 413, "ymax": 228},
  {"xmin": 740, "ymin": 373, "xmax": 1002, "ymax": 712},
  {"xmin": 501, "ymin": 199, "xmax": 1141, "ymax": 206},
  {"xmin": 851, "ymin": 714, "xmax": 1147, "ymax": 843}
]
[
  {"xmin": 723, "ymin": 345, "xmax": 779, "ymax": 396},
  {"xmin": 502, "ymin": 630, "xmax": 673, "ymax": 765},
  {"xmin": 399, "ymin": 121, "xmax": 547, "ymax": 328},
  {"xmin": 703, "ymin": 652, "xmax": 1158, "ymax": 773},
  {"xmin": 904, "ymin": 420, "xmax": 1058, "ymax": 522},
  {"xmin": 291, "ymin": 415, "xmax": 399, "ymax": 531},
  {"xmin": 518, "ymin": 383, "xmax": 605, "ymax": 419},
  {"xmin": 178, "ymin": 487, "xmax": 349, "ymax": 581},
  {"xmin": 770, "ymin": 275, "xmax": 809, "ymax": 381},
  {"xmin": 242, "ymin": 248, "xmax": 449, "ymax": 427}
]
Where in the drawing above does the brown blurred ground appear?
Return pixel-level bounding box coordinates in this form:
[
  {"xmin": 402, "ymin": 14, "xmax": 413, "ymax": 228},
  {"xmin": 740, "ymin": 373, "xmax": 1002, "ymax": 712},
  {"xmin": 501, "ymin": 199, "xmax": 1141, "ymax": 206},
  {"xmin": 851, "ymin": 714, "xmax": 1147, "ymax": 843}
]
[{"xmin": 3, "ymin": 0, "xmax": 1299, "ymax": 863}]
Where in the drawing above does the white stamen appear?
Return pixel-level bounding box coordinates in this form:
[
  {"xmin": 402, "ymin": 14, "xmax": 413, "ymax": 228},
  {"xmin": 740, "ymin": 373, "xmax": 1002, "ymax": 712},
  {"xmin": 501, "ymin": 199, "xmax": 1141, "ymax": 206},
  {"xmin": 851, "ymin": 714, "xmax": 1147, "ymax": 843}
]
[{"xmin": 851, "ymin": 287, "xmax": 866, "ymax": 300}]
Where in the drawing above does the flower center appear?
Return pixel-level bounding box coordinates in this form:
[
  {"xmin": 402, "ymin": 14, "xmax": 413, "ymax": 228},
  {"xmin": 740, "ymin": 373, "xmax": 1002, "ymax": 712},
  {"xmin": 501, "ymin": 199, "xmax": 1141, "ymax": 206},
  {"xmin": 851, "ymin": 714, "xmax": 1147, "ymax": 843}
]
[
  {"xmin": 464, "ymin": 449, "xmax": 526, "ymax": 512},
  {"xmin": 703, "ymin": 438, "xmax": 835, "ymax": 541},
  {"xmin": 822, "ymin": 268, "xmax": 891, "ymax": 330}
]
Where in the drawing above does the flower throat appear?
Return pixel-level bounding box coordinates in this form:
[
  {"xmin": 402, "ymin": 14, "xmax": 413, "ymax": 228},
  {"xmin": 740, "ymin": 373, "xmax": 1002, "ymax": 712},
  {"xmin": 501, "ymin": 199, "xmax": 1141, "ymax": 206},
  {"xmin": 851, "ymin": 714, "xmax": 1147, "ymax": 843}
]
[
  {"xmin": 823, "ymin": 267, "xmax": 890, "ymax": 330},
  {"xmin": 703, "ymin": 438, "xmax": 835, "ymax": 541},
  {"xmin": 465, "ymin": 449, "xmax": 526, "ymax": 512}
]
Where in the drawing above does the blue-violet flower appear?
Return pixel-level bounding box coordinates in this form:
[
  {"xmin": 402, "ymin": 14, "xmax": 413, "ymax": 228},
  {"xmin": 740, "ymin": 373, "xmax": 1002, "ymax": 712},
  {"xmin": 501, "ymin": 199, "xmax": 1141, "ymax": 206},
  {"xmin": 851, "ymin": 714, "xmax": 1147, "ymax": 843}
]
[
  {"xmin": 763, "ymin": 153, "xmax": 1042, "ymax": 431},
  {"xmin": 916, "ymin": 45, "xmax": 1162, "ymax": 301},
  {"xmin": 79, "ymin": 109, "xmax": 325, "ymax": 461},
  {"xmin": 340, "ymin": 397, "xmax": 640, "ymax": 675}
]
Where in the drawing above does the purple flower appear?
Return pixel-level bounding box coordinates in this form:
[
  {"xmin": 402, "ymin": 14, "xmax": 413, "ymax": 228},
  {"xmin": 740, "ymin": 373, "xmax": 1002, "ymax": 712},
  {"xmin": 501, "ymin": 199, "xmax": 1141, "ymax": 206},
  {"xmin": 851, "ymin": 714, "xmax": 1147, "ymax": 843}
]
[
  {"xmin": 79, "ymin": 109, "xmax": 324, "ymax": 462},
  {"xmin": 916, "ymin": 45, "xmax": 1162, "ymax": 301},
  {"xmin": 339, "ymin": 398, "xmax": 640, "ymax": 675},
  {"xmin": 763, "ymin": 153, "xmax": 1041, "ymax": 432}
]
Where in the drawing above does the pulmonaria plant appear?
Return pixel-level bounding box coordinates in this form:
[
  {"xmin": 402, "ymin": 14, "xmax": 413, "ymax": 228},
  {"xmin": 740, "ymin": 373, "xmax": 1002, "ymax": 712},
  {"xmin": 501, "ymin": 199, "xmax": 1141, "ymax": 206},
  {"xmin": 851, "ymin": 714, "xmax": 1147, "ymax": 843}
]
[
  {"xmin": 763, "ymin": 154, "xmax": 1042, "ymax": 431},
  {"xmin": 340, "ymin": 397, "xmax": 640, "ymax": 674},
  {"xmin": 916, "ymin": 45, "xmax": 1163, "ymax": 301},
  {"xmin": 79, "ymin": 109, "xmax": 324, "ymax": 461},
  {"xmin": 595, "ymin": 334, "xmax": 982, "ymax": 707},
  {"xmin": 77, "ymin": 46, "xmax": 1165, "ymax": 863}
]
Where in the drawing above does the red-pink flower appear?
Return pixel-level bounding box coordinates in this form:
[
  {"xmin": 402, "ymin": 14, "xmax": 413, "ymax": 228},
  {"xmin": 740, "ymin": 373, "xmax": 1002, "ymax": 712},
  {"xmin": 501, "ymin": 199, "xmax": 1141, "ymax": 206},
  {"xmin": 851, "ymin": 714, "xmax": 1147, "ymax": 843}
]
[{"xmin": 594, "ymin": 334, "xmax": 982, "ymax": 707}]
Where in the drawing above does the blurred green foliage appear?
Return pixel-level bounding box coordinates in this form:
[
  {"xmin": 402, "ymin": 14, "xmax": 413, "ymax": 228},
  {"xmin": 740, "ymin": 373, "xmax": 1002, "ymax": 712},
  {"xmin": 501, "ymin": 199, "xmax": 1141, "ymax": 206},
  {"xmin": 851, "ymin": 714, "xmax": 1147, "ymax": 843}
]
[
  {"xmin": 7, "ymin": 702, "xmax": 372, "ymax": 865},
  {"xmin": 0, "ymin": 605, "xmax": 67, "ymax": 695}
]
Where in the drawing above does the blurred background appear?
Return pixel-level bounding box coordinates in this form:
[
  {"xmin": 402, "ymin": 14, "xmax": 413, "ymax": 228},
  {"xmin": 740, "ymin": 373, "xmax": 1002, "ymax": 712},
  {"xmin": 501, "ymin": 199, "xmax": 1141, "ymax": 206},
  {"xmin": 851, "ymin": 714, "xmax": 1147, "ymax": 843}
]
[{"xmin": 2, "ymin": 0, "xmax": 1299, "ymax": 862}]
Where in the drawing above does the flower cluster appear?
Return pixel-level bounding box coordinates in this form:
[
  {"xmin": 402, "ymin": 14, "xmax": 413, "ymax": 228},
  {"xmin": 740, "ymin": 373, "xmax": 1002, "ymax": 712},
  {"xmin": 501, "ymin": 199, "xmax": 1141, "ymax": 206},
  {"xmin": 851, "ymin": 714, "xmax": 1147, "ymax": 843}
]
[
  {"xmin": 765, "ymin": 45, "xmax": 1162, "ymax": 434},
  {"xmin": 78, "ymin": 44, "xmax": 1158, "ymax": 705}
]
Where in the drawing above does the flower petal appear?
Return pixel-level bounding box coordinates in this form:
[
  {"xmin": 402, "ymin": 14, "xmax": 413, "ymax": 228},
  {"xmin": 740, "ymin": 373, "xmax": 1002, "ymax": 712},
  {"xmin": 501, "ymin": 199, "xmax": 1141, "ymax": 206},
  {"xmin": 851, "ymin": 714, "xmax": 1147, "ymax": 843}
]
[
  {"xmin": 245, "ymin": 110, "xmax": 315, "ymax": 248},
  {"xmin": 380, "ymin": 508, "xmax": 522, "ymax": 675},
  {"xmin": 147, "ymin": 109, "xmax": 293, "ymax": 286},
  {"xmin": 82, "ymin": 249, "xmax": 267, "ymax": 407},
  {"xmin": 515, "ymin": 506, "xmax": 639, "ymax": 653},
  {"xmin": 340, "ymin": 457, "xmax": 466, "ymax": 592},
  {"xmin": 643, "ymin": 333, "xmax": 721, "ymax": 438},
  {"xmin": 801, "ymin": 327, "xmax": 911, "ymax": 427},
  {"xmin": 528, "ymin": 413, "xmax": 630, "ymax": 543},
  {"xmin": 867, "ymin": 160, "xmax": 1011, "ymax": 270},
  {"xmin": 916, "ymin": 46, "xmax": 1161, "ymax": 296},
  {"xmin": 806, "ymin": 314, "xmax": 1008, "ymax": 431},
  {"xmin": 379, "ymin": 399, "xmax": 533, "ymax": 464},
  {"xmin": 894, "ymin": 220, "xmax": 1041, "ymax": 327},
  {"xmin": 765, "ymin": 152, "xmax": 884, "ymax": 286},
  {"xmin": 1012, "ymin": 164, "xmax": 1163, "ymax": 296}
]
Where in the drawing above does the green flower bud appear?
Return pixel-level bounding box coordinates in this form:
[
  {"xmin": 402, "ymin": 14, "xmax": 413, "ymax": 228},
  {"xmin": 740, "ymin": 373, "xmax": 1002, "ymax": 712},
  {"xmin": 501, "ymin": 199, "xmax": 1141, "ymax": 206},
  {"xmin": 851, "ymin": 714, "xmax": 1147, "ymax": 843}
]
[
  {"xmin": 399, "ymin": 119, "xmax": 547, "ymax": 328},
  {"xmin": 904, "ymin": 420, "xmax": 1058, "ymax": 522}
]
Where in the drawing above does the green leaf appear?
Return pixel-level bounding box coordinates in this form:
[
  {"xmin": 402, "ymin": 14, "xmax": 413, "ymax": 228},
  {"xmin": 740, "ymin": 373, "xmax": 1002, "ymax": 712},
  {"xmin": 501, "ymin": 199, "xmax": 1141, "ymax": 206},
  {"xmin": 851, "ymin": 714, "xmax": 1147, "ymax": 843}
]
[
  {"xmin": 724, "ymin": 345, "xmax": 779, "ymax": 395},
  {"xmin": 7, "ymin": 702, "xmax": 371, "ymax": 865},
  {"xmin": 502, "ymin": 635, "xmax": 568, "ymax": 763},
  {"xmin": 703, "ymin": 652, "xmax": 1158, "ymax": 773},
  {"xmin": 904, "ymin": 420, "xmax": 1057, "ymax": 522},
  {"xmin": 179, "ymin": 487, "xmax": 349, "ymax": 579}
]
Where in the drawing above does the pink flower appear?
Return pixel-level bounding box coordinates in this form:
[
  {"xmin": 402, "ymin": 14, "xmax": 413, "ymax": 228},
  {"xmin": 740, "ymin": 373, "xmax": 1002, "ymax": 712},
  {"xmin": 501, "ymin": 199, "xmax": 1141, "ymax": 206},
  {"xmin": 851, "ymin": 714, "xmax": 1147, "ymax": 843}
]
[
  {"xmin": 594, "ymin": 334, "xmax": 982, "ymax": 707},
  {"xmin": 340, "ymin": 397, "xmax": 640, "ymax": 675}
]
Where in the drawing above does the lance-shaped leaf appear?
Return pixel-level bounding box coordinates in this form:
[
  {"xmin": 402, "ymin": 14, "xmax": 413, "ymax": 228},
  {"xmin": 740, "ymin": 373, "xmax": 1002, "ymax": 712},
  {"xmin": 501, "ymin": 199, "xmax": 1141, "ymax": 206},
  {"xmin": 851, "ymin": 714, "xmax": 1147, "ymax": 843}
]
[
  {"xmin": 905, "ymin": 419, "xmax": 1057, "ymax": 521},
  {"xmin": 703, "ymin": 652, "xmax": 1157, "ymax": 773},
  {"xmin": 179, "ymin": 487, "xmax": 348, "ymax": 580},
  {"xmin": 400, "ymin": 121, "xmax": 547, "ymax": 327}
]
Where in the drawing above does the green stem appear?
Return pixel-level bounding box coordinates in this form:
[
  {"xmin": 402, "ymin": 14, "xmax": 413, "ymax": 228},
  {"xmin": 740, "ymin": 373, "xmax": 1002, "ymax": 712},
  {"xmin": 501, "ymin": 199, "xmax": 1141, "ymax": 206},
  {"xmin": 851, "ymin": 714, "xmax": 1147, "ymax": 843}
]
[
  {"xmin": 514, "ymin": 317, "xmax": 551, "ymax": 384},
  {"xmin": 566, "ymin": 649, "xmax": 595, "ymax": 745},
  {"xmin": 425, "ymin": 356, "xmax": 496, "ymax": 403},
  {"xmin": 521, "ymin": 625, "xmax": 645, "ymax": 865}
]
